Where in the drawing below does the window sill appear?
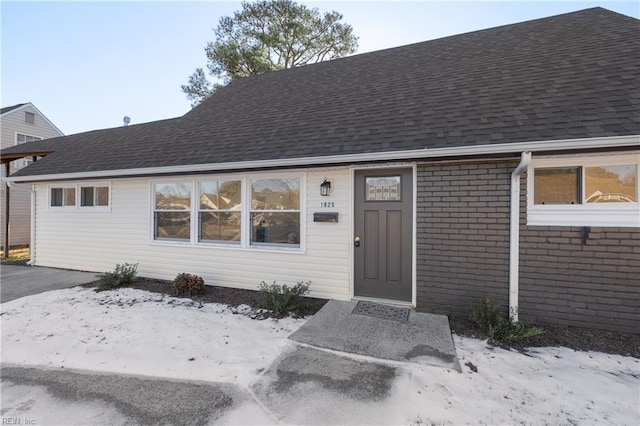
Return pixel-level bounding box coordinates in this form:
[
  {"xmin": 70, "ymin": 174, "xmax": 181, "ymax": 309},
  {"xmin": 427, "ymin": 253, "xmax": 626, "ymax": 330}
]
[
  {"xmin": 528, "ymin": 205, "xmax": 640, "ymax": 227},
  {"xmin": 150, "ymin": 240, "xmax": 305, "ymax": 254}
]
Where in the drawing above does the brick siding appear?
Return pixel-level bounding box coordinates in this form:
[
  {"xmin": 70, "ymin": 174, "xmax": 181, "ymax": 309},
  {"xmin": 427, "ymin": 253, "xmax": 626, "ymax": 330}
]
[{"xmin": 416, "ymin": 159, "xmax": 640, "ymax": 333}]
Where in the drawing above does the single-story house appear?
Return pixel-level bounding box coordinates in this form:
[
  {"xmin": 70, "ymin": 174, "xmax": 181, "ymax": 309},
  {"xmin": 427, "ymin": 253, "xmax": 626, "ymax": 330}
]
[{"xmin": 1, "ymin": 7, "xmax": 638, "ymax": 333}]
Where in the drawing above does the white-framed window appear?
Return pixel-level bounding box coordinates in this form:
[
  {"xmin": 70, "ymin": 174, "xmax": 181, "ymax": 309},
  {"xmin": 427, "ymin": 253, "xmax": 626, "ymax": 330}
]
[
  {"xmin": 16, "ymin": 133, "xmax": 42, "ymax": 144},
  {"xmin": 528, "ymin": 153, "xmax": 640, "ymax": 227},
  {"xmin": 151, "ymin": 174, "xmax": 304, "ymax": 250},
  {"xmin": 15, "ymin": 133, "xmax": 42, "ymax": 168},
  {"xmin": 49, "ymin": 183, "xmax": 111, "ymax": 209},
  {"xmin": 198, "ymin": 180, "xmax": 242, "ymax": 243},
  {"xmin": 24, "ymin": 111, "xmax": 35, "ymax": 124},
  {"xmin": 80, "ymin": 186, "xmax": 110, "ymax": 207},
  {"xmin": 250, "ymin": 178, "xmax": 301, "ymax": 246},
  {"xmin": 50, "ymin": 187, "xmax": 76, "ymax": 208},
  {"xmin": 153, "ymin": 182, "xmax": 192, "ymax": 241}
]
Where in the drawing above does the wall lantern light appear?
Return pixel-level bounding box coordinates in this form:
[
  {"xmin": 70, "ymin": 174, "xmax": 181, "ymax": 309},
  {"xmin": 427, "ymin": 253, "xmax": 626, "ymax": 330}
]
[{"xmin": 320, "ymin": 178, "xmax": 331, "ymax": 196}]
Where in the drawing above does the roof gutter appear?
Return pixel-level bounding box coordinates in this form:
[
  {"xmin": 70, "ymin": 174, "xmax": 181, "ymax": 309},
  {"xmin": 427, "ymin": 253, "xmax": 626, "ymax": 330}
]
[
  {"xmin": 5, "ymin": 135, "xmax": 638, "ymax": 183},
  {"xmin": 509, "ymin": 151, "xmax": 531, "ymax": 322}
]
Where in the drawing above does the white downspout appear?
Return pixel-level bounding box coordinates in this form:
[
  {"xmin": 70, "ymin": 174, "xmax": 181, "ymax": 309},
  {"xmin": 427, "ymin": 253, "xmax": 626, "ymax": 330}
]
[
  {"xmin": 509, "ymin": 151, "xmax": 531, "ymax": 322},
  {"xmin": 28, "ymin": 184, "xmax": 36, "ymax": 266}
]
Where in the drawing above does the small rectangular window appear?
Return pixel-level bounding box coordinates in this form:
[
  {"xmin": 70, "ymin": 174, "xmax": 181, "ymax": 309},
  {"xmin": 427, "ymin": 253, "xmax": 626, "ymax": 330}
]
[
  {"xmin": 199, "ymin": 180, "xmax": 241, "ymax": 243},
  {"xmin": 154, "ymin": 183, "xmax": 191, "ymax": 240},
  {"xmin": 250, "ymin": 178, "xmax": 300, "ymax": 246},
  {"xmin": 50, "ymin": 187, "xmax": 76, "ymax": 207},
  {"xmin": 25, "ymin": 112, "xmax": 35, "ymax": 124},
  {"xmin": 534, "ymin": 167, "xmax": 580, "ymax": 205},
  {"xmin": 16, "ymin": 133, "xmax": 42, "ymax": 145},
  {"xmin": 80, "ymin": 186, "xmax": 110, "ymax": 207},
  {"xmin": 365, "ymin": 176, "xmax": 401, "ymax": 201},
  {"xmin": 529, "ymin": 155, "xmax": 640, "ymax": 227}
]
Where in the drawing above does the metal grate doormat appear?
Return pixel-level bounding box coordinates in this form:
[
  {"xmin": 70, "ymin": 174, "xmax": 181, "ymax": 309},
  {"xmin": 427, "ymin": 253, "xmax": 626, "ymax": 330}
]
[{"xmin": 352, "ymin": 301, "xmax": 410, "ymax": 322}]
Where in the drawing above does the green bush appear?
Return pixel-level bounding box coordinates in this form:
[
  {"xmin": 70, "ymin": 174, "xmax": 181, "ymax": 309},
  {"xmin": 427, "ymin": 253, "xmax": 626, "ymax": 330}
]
[
  {"xmin": 96, "ymin": 263, "xmax": 138, "ymax": 291},
  {"xmin": 172, "ymin": 273, "xmax": 205, "ymax": 297},
  {"xmin": 470, "ymin": 297, "xmax": 543, "ymax": 345},
  {"xmin": 258, "ymin": 281, "xmax": 310, "ymax": 315}
]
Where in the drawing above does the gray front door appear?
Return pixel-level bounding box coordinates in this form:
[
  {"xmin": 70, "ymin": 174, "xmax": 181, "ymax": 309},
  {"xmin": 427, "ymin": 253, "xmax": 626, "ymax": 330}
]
[{"xmin": 354, "ymin": 168, "xmax": 413, "ymax": 302}]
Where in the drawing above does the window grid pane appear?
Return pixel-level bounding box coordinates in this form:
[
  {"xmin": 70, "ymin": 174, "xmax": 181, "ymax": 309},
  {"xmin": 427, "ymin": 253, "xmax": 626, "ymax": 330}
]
[
  {"xmin": 534, "ymin": 167, "xmax": 580, "ymax": 205},
  {"xmin": 64, "ymin": 188, "xmax": 76, "ymax": 206},
  {"xmin": 199, "ymin": 212, "xmax": 241, "ymax": 242},
  {"xmin": 155, "ymin": 212, "xmax": 190, "ymax": 240},
  {"xmin": 96, "ymin": 187, "xmax": 109, "ymax": 206},
  {"xmin": 51, "ymin": 188, "xmax": 63, "ymax": 206},
  {"xmin": 155, "ymin": 183, "xmax": 191, "ymax": 210},
  {"xmin": 585, "ymin": 165, "xmax": 637, "ymax": 203},
  {"xmin": 251, "ymin": 179, "xmax": 300, "ymax": 210},
  {"xmin": 251, "ymin": 212, "xmax": 300, "ymax": 245},
  {"xmin": 81, "ymin": 187, "xmax": 94, "ymax": 207},
  {"xmin": 200, "ymin": 180, "xmax": 241, "ymax": 211}
]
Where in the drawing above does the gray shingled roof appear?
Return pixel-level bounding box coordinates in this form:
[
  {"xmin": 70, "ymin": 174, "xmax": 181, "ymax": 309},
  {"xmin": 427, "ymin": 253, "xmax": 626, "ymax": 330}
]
[
  {"xmin": 1, "ymin": 103, "xmax": 26, "ymax": 115},
  {"xmin": 3, "ymin": 7, "xmax": 639, "ymax": 179}
]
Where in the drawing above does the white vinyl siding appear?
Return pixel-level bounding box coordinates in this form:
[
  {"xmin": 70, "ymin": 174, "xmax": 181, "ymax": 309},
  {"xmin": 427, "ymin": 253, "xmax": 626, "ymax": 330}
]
[
  {"xmin": 31, "ymin": 169, "xmax": 352, "ymax": 300},
  {"xmin": 1, "ymin": 104, "xmax": 64, "ymax": 246},
  {"xmin": 1, "ymin": 105, "xmax": 62, "ymax": 151},
  {"xmin": 0, "ymin": 179, "xmax": 31, "ymax": 247}
]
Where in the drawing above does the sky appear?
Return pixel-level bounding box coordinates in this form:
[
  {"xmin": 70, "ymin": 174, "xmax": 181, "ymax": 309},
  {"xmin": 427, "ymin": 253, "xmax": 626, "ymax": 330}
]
[
  {"xmin": 1, "ymin": 1, "xmax": 639, "ymax": 136},
  {"xmin": 2, "ymin": 286, "xmax": 639, "ymax": 424}
]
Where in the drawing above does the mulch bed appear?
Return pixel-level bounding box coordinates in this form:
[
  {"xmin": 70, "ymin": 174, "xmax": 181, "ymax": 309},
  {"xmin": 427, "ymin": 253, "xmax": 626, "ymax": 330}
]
[
  {"xmin": 82, "ymin": 277, "xmax": 328, "ymax": 319},
  {"xmin": 449, "ymin": 315, "xmax": 640, "ymax": 359},
  {"xmin": 84, "ymin": 278, "xmax": 639, "ymax": 358}
]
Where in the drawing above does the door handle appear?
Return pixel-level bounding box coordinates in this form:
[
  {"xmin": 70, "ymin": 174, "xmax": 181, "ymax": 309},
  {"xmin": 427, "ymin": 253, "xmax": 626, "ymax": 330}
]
[{"xmin": 354, "ymin": 236, "xmax": 360, "ymax": 247}]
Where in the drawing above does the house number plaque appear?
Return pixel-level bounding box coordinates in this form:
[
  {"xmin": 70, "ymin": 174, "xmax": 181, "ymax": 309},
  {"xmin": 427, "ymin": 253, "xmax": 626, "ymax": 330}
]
[{"xmin": 320, "ymin": 201, "xmax": 335, "ymax": 208}]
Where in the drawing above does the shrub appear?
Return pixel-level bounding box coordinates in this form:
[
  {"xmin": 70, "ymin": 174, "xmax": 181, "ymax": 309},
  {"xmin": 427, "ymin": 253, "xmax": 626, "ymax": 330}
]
[
  {"xmin": 470, "ymin": 297, "xmax": 543, "ymax": 345},
  {"xmin": 172, "ymin": 273, "xmax": 205, "ymax": 297},
  {"xmin": 96, "ymin": 263, "xmax": 138, "ymax": 291},
  {"xmin": 258, "ymin": 281, "xmax": 311, "ymax": 315}
]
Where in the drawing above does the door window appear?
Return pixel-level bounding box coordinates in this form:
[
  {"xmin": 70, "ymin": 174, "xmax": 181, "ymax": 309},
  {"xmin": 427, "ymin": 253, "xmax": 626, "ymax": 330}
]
[{"xmin": 365, "ymin": 176, "xmax": 401, "ymax": 201}]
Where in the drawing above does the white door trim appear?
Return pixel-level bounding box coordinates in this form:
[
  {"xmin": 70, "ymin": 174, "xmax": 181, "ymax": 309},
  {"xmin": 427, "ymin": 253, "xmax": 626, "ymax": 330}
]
[{"xmin": 349, "ymin": 163, "xmax": 417, "ymax": 307}]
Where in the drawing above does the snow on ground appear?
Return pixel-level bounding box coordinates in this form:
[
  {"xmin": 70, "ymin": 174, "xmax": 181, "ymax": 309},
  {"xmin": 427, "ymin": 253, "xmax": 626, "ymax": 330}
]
[
  {"xmin": 2, "ymin": 381, "xmax": 132, "ymax": 426},
  {"xmin": 1, "ymin": 287, "xmax": 639, "ymax": 425},
  {"xmin": 0, "ymin": 287, "xmax": 303, "ymax": 386}
]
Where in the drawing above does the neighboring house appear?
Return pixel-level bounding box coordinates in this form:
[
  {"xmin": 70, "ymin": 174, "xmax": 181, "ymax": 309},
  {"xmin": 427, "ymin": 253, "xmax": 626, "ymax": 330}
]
[
  {"xmin": 0, "ymin": 103, "xmax": 64, "ymax": 248},
  {"xmin": 1, "ymin": 8, "xmax": 638, "ymax": 332}
]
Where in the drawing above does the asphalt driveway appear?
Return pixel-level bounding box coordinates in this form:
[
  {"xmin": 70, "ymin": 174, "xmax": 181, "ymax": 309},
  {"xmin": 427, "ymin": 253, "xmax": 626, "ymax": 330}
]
[
  {"xmin": 0, "ymin": 265, "xmax": 97, "ymax": 303},
  {"xmin": 2, "ymin": 366, "xmax": 239, "ymax": 425}
]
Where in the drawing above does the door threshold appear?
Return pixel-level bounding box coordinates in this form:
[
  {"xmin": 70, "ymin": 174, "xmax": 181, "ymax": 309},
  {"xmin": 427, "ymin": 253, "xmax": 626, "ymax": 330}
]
[{"xmin": 352, "ymin": 296, "xmax": 414, "ymax": 309}]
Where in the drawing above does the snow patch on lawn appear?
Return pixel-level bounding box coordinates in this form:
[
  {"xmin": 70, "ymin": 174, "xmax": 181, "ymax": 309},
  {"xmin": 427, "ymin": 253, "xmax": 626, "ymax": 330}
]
[
  {"xmin": 1, "ymin": 287, "xmax": 638, "ymax": 425},
  {"xmin": 0, "ymin": 287, "xmax": 303, "ymax": 387},
  {"xmin": 394, "ymin": 336, "xmax": 639, "ymax": 425}
]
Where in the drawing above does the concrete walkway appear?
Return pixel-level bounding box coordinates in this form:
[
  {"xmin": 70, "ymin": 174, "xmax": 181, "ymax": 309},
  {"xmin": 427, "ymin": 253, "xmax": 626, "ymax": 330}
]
[
  {"xmin": 251, "ymin": 301, "xmax": 460, "ymax": 423},
  {"xmin": 0, "ymin": 265, "xmax": 97, "ymax": 303},
  {"xmin": 290, "ymin": 300, "xmax": 460, "ymax": 370}
]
